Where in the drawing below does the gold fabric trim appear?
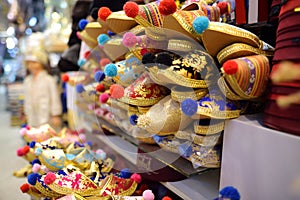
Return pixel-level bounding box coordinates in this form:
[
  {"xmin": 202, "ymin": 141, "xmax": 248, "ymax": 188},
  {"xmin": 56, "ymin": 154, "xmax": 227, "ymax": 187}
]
[
  {"xmin": 138, "ymin": 106, "xmax": 151, "ymax": 113},
  {"xmin": 145, "ymin": 27, "xmax": 167, "ymax": 41},
  {"xmin": 118, "ymin": 95, "xmax": 164, "ymax": 107},
  {"xmin": 35, "ymin": 181, "xmax": 62, "ymax": 198},
  {"xmin": 194, "ymin": 121, "xmax": 225, "ymax": 135},
  {"xmin": 217, "ymin": 43, "xmax": 274, "ymax": 65},
  {"xmin": 218, "ymin": 78, "xmax": 246, "ymax": 100},
  {"xmin": 168, "ymin": 39, "xmax": 197, "ymax": 52},
  {"xmin": 194, "ymin": 106, "xmax": 241, "ymax": 119},
  {"xmin": 135, "ymin": 136, "xmax": 157, "ymax": 144},
  {"xmin": 171, "ymin": 87, "xmax": 208, "ymax": 102},
  {"xmin": 135, "ymin": 15, "xmax": 152, "ymax": 27}
]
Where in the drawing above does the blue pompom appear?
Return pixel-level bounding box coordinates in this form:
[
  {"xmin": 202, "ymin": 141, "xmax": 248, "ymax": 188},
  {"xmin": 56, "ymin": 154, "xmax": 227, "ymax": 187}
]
[
  {"xmin": 31, "ymin": 159, "xmax": 41, "ymax": 165},
  {"xmin": 153, "ymin": 135, "xmax": 163, "ymax": 143},
  {"xmin": 94, "ymin": 71, "xmax": 106, "ymax": 82},
  {"xmin": 57, "ymin": 170, "xmax": 67, "ymax": 176},
  {"xmin": 120, "ymin": 168, "xmax": 132, "ymax": 178},
  {"xmin": 87, "ymin": 141, "xmax": 92, "ymax": 148},
  {"xmin": 107, "ymin": 31, "xmax": 116, "ymax": 36},
  {"xmin": 220, "ymin": 186, "xmax": 240, "ymax": 200},
  {"xmin": 129, "ymin": 114, "xmax": 138, "ymax": 125},
  {"xmin": 178, "ymin": 143, "xmax": 193, "ymax": 158},
  {"xmin": 181, "ymin": 98, "xmax": 198, "ymax": 116},
  {"xmin": 27, "ymin": 173, "xmax": 40, "ymax": 185},
  {"xmin": 76, "ymin": 84, "xmax": 85, "ymax": 93},
  {"xmin": 77, "ymin": 58, "xmax": 86, "ymax": 67},
  {"xmin": 21, "ymin": 123, "xmax": 27, "ymax": 128},
  {"xmin": 97, "ymin": 34, "xmax": 110, "ymax": 46},
  {"xmin": 78, "ymin": 19, "xmax": 88, "ymax": 30},
  {"xmin": 35, "ymin": 147, "xmax": 42, "ymax": 156},
  {"xmin": 193, "ymin": 16, "xmax": 210, "ymax": 34},
  {"xmin": 29, "ymin": 141, "xmax": 36, "ymax": 148},
  {"xmin": 104, "ymin": 63, "xmax": 118, "ymax": 77}
]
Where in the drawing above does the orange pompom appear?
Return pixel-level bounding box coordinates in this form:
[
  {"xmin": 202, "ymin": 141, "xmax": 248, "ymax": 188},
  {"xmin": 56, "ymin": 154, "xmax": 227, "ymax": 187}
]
[
  {"xmin": 100, "ymin": 58, "xmax": 111, "ymax": 67},
  {"xmin": 110, "ymin": 84, "xmax": 124, "ymax": 99},
  {"xmin": 223, "ymin": 60, "xmax": 238, "ymax": 75},
  {"xmin": 217, "ymin": 2, "xmax": 229, "ymax": 15},
  {"xmin": 159, "ymin": 0, "xmax": 177, "ymax": 16},
  {"xmin": 98, "ymin": 7, "xmax": 112, "ymax": 21},
  {"xmin": 61, "ymin": 74, "xmax": 69, "ymax": 82},
  {"xmin": 20, "ymin": 183, "xmax": 30, "ymax": 193},
  {"xmin": 124, "ymin": 2, "xmax": 139, "ymax": 18},
  {"xmin": 162, "ymin": 196, "xmax": 172, "ymax": 200},
  {"xmin": 22, "ymin": 146, "xmax": 30, "ymax": 155},
  {"xmin": 96, "ymin": 84, "xmax": 105, "ymax": 92}
]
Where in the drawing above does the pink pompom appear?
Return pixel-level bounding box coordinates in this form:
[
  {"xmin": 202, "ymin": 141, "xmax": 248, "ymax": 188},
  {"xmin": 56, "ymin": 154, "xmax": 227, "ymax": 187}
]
[
  {"xmin": 76, "ymin": 31, "xmax": 82, "ymax": 40},
  {"xmin": 32, "ymin": 164, "xmax": 41, "ymax": 173},
  {"xmin": 96, "ymin": 149, "xmax": 104, "ymax": 155},
  {"xmin": 44, "ymin": 172, "xmax": 56, "ymax": 185},
  {"xmin": 17, "ymin": 148, "xmax": 24, "ymax": 156},
  {"xmin": 26, "ymin": 126, "xmax": 31, "ymax": 130},
  {"xmin": 19, "ymin": 128, "xmax": 27, "ymax": 136},
  {"xmin": 122, "ymin": 32, "xmax": 137, "ymax": 48},
  {"xmin": 79, "ymin": 134, "xmax": 86, "ymax": 143},
  {"xmin": 99, "ymin": 93, "xmax": 110, "ymax": 103},
  {"xmin": 143, "ymin": 189, "xmax": 155, "ymax": 200},
  {"xmin": 130, "ymin": 173, "xmax": 142, "ymax": 183},
  {"xmin": 40, "ymin": 165, "xmax": 49, "ymax": 173}
]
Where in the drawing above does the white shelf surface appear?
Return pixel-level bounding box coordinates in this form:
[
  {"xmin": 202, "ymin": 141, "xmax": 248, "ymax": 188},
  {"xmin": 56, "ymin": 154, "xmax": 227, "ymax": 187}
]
[
  {"xmin": 221, "ymin": 115, "xmax": 300, "ymax": 200},
  {"xmin": 94, "ymin": 134, "xmax": 219, "ymax": 200}
]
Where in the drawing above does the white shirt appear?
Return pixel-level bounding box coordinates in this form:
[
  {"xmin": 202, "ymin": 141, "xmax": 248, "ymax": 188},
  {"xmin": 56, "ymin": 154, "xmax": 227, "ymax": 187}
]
[{"xmin": 24, "ymin": 70, "xmax": 62, "ymax": 127}]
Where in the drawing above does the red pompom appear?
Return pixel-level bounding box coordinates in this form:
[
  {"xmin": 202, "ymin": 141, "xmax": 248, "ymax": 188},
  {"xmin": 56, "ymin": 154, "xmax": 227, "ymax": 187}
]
[
  {"xmin": 98, "ymin": 7, "xmax": 112, "ymax": 21},
  {"xmin": 17, "ymin": 148, "xmax": 24, "ymax": 156},
  {"xmin": 141, "ymin": 48, "xmax": 148, "ymax": 56},
  {"xmin": 20, "ymin": 183, "xmax": 30, "ymax": 193},
  {"xmin": 99, "ymin": 93, "xmax": 110, "ymax": 103},
  {"xmin": 96, "ymin": 84, "xmax": 105, "ymax": 92},
  {"xmin": 61, "ymin": 74, "xmax": 69, "ymax": 82},
  {"xmin": 26, "ymin": 126, "xmax": 30, "ymax": 130},
  {"xmin": 124, "ymin": 2, "xmax": 139, "ymax": 18},
  {"xmin": 162, "ymin": 197, "xmax": 172, "ymax": 200},
  {"xmin": 100, "ymin": 58, "xmax": 111, "ymax": 67},
  {"xmin": 84, "ymin": 51, "xmax": 91, "ymax": 59},
  {"xmin": 44, "ymin": 172, "xmax": 56, "ymax": 185},
  {"xmin": 110, "ymin": 84, "xmax": 124, "ymax": 99},
  {"xmin": 223, "ymin": 60, "xmax": 239, "ymax": 75},
  {"xmin": 76, "ymin": 31, "xmax": 82, "ymax": 40},
  {"xmin": 22, "ymin": 146, "xmax": 30, "ymax": 155},
  {"xmin": 159, "ymin": 0, "xmax": 177, "ymax": 16},
  {"xmin": 217, "ymin": 2, "xmax": 229, "ymax": 15},
  {"xmin": 130, "ymin": 173, "xmax": 142, "ymax": 183}
]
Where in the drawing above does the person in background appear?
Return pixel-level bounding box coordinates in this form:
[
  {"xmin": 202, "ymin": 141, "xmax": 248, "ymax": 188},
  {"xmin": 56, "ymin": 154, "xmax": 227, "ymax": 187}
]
[{"xmin": 23, "ymin": 49, "xmax": 62, "ymax": 128}]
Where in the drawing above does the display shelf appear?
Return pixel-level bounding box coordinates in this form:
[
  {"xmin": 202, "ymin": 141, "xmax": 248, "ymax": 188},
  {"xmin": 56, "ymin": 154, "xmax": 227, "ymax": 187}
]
[{"xmin": 221, "ymin": 115, "xmax": 300, "ymax": 200}]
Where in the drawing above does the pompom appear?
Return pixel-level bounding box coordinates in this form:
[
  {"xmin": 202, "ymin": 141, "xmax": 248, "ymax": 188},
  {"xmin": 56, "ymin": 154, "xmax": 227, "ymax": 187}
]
[
  {"xmin": 99, "ymin": 93, "xmax": 110, "ymax": 103},
  {"xmin": 35, "ymin": 147, "xmax": 42, "ymax": 156},
  {"xmin": 178, "ymin": 143, "xmax": 193, "ymax": 158},
  {"xmin": 44, "ymin": 172, "xmax": 57, "ymax": 185},
  {"xmin": 77, "ymin": 58, "xmax": 86, "ymax": 67},
  {"xmin": 122, "ymin": 32, "xmax": 137, "ymax": 48},
  {"xmin": 40, "ymin": 165, "xmax": 49, "ymax": 173},
  {"xmin": 26, "ymin": 125, "xmax": 30, "ymax": 130},
  {"xmin": 124, "ymin": 2, "xmax": 139, "ymax": 18},
  {"xmin": 79, "ymin": 134, "xmax": 86, "ymax": 143},
  {"xmin": 27, "ymin": 173, "xmax": 40, "ymax": 185},
  {"xmin": 96, "ymin": 84, "xmax": 105, "ymax": 92},
  {"xmin": 181, "ymin": 98, "xmax": 198, "ymax": 116},
  {"xmin": 84, "ymin": 51, "xmax": 91, "ymax": 59},
  {"xmin": 21, "ymin": 123, "xmax": 27, "ymax": 128},
  {"xmin": 76, "ymin": 31, "xmax": 82, "ymax": 40},
  {"xmin": 130, "ymin": 173, "xmax": 142, "ymax": 183},
  {"xmin": 90, "ymin": 7, "xmax": 99, "ymax": 20},
  {"xmin": 100, "ymin": 58, "xmax": 111, "ymax": 67},
  {"xmin": 108, "ymin": 31, "xmax": 116, "ymax": 36},
  {"xmin": 162, "ymin": 196, "xmax": 172, "ymax": 200},
  {"xmin": 222, "ymin": 60, "xmax": 238, "ymax": 75},
  {"xmin": 129, "ymin": 114, "xmax": 138, "ymax": 125},
  {"xmin": 22, "ymin": 146, "xmax": 30, "ymax": 155},
  {"xmin": 78, "ymin": 19, "xmax": 88, "ymax": 30},
  {"xmin": 29, "ymin": 141, "xmax": 36, "ymax": 148},
  {"xmin": 104, "ymin": 63, "xmax": 118, "ymax": 77},
  {"xmin": 32, "ymin": 164, "xmax": 41, "ymax": 173},
  {"xmin": 17, "ymin": 148, "xmax": 24, "ymax": 156},
  {"xmin": 94, "ymin": 71, "xmax": 106, "ymax": 82},
  {"xmin": 217, "ymin": 2, "xmax": 229, "ymax": 15},
  {"xmin": 76, "ymin": 84, "xmax": 85, "ymax": 94},
  {"xmin": 143, "ymin": 189, "xmax": 155, "ymax": 200},
  {"xmin": 19, "ymin": 128, "xmax": 27, "ymax": 136},
  {"xmin": 87, "ymin": 141, "xmax": 93, "ymax": 147},
  {"xmin": 141, "ymin": 48, "xmax": 148, "ymax": 56},
  {"xmin": 120, "ymin": 168, "xmax": 132, "ymax": 178},
  {"xmin": 31, "ymin": 159, "xmax": 41, "ymax": 166},
  {"xmin": 88, "ymin": 104, "xmax": 95, "ymax": 111},
  {"xmin": 110, "ymin": 84, "xmax": 124, "ymax": 99},
  {"xmin": 220, "ymin": 186, "xmax": 240, "ymax": 200},
  {"xmin": 98, "ymin": 7, "xmax": 112, "ymax": 21},
  {"xmin": 159, "ymin": 0, "xmax": 177, "ymax": 16},
  {"xmin": 97, "ymin": 34, "xmax": 110, "ymax": 46},
  {"xmin": 96, "ymin": 149, "xmax": 106, "ymax": 160},
  {"xmin": 61, "ymin": 74, "xmax": 69, "ymax": 82},
  {"xmin": 20, "ymin": 183, "xmax": 30, "ymax": 193},
  {"xmin": 142, "ymin": 52, "xmax": 156, "ymax": 64},
  {"xmin": 192, "ymin": 16, "xmax": 210, "ymax": 34},
  {"xmin": 156, "ymin": 52, "xmax": 173, "ymax": 68}
]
